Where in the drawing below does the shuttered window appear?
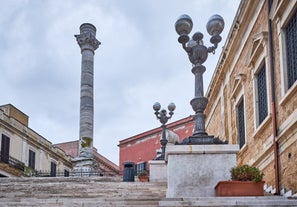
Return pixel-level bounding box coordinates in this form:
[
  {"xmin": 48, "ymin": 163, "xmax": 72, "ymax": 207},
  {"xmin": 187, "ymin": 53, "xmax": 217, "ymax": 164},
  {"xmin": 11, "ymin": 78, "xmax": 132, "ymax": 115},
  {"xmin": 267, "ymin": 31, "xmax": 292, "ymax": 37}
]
[
  {"xmin": 50, "ymin": 162, "xmax": 56, "ymax": 177},
  {"xmin": 1, "ymin": 134, "xmax": 10, "ymax": 163},
  {"xmin": 28, "ymin": 150, "xmax": 35, "ymax": 170}
]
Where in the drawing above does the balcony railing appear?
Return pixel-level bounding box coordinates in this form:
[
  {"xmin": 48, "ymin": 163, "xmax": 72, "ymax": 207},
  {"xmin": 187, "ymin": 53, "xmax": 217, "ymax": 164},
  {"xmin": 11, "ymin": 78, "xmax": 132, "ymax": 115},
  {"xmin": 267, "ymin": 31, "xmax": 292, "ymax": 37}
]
[
  {"xmin": 0, "ymin": 152, "xmax": 25, "ymax": 172},
  {"xmin": 32, "ymin": 169, "xmax": 117, "ymax": 177}
]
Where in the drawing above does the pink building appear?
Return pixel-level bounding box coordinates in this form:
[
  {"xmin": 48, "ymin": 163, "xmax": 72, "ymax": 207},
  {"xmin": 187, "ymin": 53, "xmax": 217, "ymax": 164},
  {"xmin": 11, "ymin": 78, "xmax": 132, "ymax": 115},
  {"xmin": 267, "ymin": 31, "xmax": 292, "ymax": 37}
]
[{"xmin": 118, "ymin": 116, "xmax": 194, "ymax": 174}]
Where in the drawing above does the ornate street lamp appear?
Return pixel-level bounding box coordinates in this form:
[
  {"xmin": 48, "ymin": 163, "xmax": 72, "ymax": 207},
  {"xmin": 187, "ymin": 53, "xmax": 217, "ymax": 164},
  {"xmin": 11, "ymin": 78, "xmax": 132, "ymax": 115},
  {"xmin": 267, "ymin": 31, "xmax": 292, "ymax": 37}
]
[
  {"xmin": 175, "ymin": 14, "xmax": 227, "ymax": 144},
  {"xmin": 153, "ymin": 102, "xmax": 176, "ymax": 160}
]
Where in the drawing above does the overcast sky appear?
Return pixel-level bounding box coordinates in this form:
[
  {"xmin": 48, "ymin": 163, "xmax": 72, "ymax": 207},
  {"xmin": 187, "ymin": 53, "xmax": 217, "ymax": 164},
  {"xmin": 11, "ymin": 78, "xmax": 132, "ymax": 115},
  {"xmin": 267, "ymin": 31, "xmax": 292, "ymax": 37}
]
[{"xmin": 0, "ymin": 0, "xmax": 240, "ymax": 165}]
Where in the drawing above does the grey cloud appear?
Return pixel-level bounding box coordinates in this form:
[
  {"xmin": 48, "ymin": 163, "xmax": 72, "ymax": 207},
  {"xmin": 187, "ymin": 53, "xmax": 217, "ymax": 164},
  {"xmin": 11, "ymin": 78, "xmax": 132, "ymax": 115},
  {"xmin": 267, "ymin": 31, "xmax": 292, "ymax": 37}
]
[{"xmin": 0, "ymin": 0, "xmax": 240, "ymax": 164}]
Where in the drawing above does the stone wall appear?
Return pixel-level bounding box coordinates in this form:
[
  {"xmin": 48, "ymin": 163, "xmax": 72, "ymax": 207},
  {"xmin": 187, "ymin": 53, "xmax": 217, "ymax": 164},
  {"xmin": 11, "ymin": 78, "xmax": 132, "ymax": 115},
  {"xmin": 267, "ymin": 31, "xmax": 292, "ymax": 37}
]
[{"xmin": 205, "ymin": 0, "xmax": 297, "ymax": 194}]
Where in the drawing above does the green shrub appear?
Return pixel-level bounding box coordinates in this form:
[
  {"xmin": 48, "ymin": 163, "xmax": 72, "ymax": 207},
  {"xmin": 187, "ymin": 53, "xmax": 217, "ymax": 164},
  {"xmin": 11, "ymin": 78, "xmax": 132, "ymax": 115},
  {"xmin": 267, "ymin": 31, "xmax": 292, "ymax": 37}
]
[
  {"xmin": 138, "ymin": 170, "xmax": 149, "ymax": 177},
  {"xmin": 230, "ymin": 165, "xmax": 264, "ymax": 183}
]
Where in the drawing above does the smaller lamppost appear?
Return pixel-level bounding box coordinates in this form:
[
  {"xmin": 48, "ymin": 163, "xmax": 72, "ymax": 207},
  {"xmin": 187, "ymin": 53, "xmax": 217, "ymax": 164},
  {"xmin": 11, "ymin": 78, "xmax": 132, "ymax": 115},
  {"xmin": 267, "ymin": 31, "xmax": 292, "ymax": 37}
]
[{"xmin": 153, "ymin": 102, "xmax": 176, "ymax": 160}]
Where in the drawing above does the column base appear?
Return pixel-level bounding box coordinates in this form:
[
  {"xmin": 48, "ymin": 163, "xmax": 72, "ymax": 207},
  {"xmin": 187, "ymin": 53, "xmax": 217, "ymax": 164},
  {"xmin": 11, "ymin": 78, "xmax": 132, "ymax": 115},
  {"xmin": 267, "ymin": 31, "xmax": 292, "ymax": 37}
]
[{"xmin": 72, "ymin": 156, "xmax": 98, "ymax": 176}]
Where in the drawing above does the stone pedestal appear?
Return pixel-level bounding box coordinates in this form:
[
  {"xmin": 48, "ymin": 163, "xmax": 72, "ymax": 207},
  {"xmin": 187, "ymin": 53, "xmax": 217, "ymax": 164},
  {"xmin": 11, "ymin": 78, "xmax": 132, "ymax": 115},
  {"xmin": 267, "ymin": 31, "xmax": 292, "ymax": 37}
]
[
  {"xmin": 165, "ymin": 144, "xmax": 239, "ymax": 197},
  {"xmin": 149, "ymin": 160, "xmax": 167, "ymax": 183},
  {"xmin": 72, "ymin": 157, "xmax": 98, "ymax": 176}
]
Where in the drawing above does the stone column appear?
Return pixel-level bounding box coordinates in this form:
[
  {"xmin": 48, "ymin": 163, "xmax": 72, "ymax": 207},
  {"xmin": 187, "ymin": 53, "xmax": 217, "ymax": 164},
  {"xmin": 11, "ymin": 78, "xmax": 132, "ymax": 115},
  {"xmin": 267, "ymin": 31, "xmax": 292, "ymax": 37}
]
[{"xmin": 73, "ymin": 23, "xmax": 100, "ymax": 174}]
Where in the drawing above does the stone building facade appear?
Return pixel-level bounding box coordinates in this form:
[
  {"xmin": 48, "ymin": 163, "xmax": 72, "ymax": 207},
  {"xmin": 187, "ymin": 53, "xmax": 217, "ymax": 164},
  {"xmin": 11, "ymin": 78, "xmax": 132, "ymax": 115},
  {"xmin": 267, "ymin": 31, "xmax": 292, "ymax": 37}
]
[
  {"xmin": 205, "ymin": 0, "xmax": 297, "ymax": 194},
  {"xmin": 0, "ymin": 104, "xmax": 119, "ymax": 177},
  {"xmin": 0, "ymin": 104, "xmax": 72, "ymax": 177}
]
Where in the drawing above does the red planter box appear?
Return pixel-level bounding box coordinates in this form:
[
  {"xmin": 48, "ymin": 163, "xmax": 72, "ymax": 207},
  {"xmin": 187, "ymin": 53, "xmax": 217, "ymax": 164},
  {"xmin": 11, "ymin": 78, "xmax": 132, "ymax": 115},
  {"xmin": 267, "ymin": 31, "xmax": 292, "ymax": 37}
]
[
  {"xmin": 138, "ymin": 176, "xmax": 149, "ymax": 182},
  {"xmin": 215, "ymin": 181, "xmax": 265, "ymax": 196}
]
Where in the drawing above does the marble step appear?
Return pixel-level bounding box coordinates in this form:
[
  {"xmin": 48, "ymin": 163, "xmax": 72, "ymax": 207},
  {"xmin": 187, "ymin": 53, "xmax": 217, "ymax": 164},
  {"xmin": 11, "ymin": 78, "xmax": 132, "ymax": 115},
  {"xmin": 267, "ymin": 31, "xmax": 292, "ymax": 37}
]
[
  {"xmin": 0, "ymin": 177, "xmax": 166, "ymax": 207},
  {"xmin": 159, "ymin": 197, "xmax": 297, "ymax": 207},
  {"xmin": 0, "ymin": 197, "xmax": 162, "ymax": 207}
]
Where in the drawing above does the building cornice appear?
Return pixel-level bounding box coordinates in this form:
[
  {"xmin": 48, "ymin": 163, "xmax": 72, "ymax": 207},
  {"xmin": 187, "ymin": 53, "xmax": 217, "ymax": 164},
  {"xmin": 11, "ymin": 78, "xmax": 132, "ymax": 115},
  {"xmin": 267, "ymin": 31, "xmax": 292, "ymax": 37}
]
[{"xmin": 118, "ymin": 116, "xmax": 193, "ymax": 146}]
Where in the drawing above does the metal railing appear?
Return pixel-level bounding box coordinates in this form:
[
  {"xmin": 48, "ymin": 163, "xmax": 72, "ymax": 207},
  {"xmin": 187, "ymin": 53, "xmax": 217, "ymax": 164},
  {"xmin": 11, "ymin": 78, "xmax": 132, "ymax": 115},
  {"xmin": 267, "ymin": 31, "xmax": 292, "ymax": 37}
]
[
  {"xmin": 32, "ymin": 169, "xmax": 118, "ymax": 177},
  {"xmin": 0, "ymin": 152, "xmax": 25, "ymax": 172}
]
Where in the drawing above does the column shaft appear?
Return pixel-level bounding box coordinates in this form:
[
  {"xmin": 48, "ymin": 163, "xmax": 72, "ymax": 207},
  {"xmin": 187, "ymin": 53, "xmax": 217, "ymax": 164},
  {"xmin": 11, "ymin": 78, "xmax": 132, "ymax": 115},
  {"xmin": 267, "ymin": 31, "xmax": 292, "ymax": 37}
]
[{"xmin": 74, "ymin": 23, "xmax": 100, "ymax": 163}]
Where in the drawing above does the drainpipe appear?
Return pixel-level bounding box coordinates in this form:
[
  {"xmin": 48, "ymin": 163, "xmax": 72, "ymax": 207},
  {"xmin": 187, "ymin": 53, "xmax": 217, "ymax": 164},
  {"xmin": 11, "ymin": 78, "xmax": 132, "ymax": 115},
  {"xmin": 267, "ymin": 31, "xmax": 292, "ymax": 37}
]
[{"xmin": 267, "ymin": 0, "xmax": 280, "ymax": 195}]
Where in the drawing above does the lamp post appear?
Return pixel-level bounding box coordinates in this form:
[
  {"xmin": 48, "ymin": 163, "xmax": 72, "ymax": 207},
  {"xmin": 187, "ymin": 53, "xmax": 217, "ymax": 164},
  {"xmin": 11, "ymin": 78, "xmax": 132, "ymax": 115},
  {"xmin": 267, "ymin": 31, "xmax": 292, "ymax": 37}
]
[
  {"xmin": 175, "ymin": 14, "xmax": 227, "ymax": 144},
  {"xmin": 153, "ymin": 102, "xmax": 176, "ymax": 160}
]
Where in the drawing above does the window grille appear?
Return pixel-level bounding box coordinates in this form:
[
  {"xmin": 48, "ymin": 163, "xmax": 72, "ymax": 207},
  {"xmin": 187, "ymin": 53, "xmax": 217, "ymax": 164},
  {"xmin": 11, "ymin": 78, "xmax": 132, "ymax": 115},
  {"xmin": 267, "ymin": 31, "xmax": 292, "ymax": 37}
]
[
  {"xmin": 135, "ymin": 162, "xmax": 146, "ymax": 176},
  {"xmin": 285, "ymin": 9, "xmax": 297, "ymax": 88},
  {"xmin": 237, "ymin": 99, "xmax": 245, "ymax": 149},
  {"xmin": 257, "ymin": 64, "xmax": 268, "ymax": 125}
]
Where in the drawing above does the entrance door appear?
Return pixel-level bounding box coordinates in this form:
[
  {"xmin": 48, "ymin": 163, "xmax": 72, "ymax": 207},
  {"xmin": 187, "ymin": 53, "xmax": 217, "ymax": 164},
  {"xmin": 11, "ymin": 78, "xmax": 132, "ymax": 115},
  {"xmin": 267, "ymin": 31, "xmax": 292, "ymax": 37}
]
[{"xmin": 1, "ymin": 134, "xmax": 10, "ymax": 164}]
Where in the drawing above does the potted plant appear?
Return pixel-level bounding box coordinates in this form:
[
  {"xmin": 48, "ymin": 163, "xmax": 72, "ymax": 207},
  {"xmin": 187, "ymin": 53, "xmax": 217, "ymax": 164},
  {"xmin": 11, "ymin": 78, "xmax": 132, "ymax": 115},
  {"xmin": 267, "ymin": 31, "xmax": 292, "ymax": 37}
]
[
  {"xmin": 138, "ymin": 170, "xmax": 149, "ymax": 182},
  {"xmin": 215, "ymin": 164, "xmax": 265, "ymax": 196}
]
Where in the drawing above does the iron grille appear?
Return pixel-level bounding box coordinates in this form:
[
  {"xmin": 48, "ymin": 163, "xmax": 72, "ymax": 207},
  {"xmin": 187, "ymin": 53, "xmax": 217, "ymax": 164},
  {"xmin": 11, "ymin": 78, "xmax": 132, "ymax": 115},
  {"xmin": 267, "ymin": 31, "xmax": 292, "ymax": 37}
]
[
  {"xmin": 285, "ymin": 9, "xmax": 297, "ymax": 88},
  {"xmin": 257, "ymin": 64, "xmax": 268, "ymax": 125},
  {"xmin": 237, "ymin": 99, "xmax": 245, "ymax": 149},
  {"xmin": 0, "ymin": 151, "xmax": 25, "ymax": 172},
  {"xmin": 135, "ymin": 162, "xmax": 146, "ymax": 176}
]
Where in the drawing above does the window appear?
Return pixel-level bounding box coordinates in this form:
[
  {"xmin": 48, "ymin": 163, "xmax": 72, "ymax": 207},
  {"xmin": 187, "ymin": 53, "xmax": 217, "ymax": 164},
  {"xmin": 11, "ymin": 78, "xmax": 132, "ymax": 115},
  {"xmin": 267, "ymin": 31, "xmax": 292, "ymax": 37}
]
[
  {"xmin": 285, "ymin": 9, "xmax": 297, "ymax": 88},
  {"xmin": 64, "ymin": 169, "xmax": 69, "ymax": 177},
  {"xmin": 135, "ymin": 162, "xmax": 146, "ymax": 176},
  {"xmin": 28, "ymin": 150, "xmax": 35, "ymax": 170},
  {"xmin": 237, "ymin": 99, "xmax": 245, "ymax": 149},
  {"xmin": 256, "ymin": 64, "xmax": 268, "ymax": 125},
  {"xmin": 1, "ymin": 134, "xmax": 10, "ymax": 164},
  {"xmin": 50, "ymin": 162, "xmax": 56, "ymax": 177}
]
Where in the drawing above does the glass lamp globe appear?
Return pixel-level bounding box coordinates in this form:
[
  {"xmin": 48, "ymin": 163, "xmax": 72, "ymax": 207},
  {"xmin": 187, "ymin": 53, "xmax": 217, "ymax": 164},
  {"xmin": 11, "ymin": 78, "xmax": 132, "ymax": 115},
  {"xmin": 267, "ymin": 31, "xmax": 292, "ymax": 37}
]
[
  {"xmin": 153, "ymin": 102, "xmax": 161, "ymax": 111},
  {"xmin": 206, "ymin": 14, "xmax": 224, "ymax": 36},
  {"xmin": 175, "ymin": 14, "xmax": 193, "ymax": 43},
  {"xmin": 168, "ymin": 103, "xmax": 176, "ymax": 112}
]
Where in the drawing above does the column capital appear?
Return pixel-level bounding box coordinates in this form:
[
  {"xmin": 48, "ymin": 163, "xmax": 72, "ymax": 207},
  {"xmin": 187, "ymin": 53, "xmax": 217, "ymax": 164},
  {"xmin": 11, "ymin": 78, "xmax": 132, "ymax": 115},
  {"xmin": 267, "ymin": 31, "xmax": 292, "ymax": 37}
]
[
  {"xmin": 75, "ymin": 23, "xmax": 101, "ymax": 52},
  {"xmin": 75, "ymin": 33, "xmax": 101, "ymax": 52}
]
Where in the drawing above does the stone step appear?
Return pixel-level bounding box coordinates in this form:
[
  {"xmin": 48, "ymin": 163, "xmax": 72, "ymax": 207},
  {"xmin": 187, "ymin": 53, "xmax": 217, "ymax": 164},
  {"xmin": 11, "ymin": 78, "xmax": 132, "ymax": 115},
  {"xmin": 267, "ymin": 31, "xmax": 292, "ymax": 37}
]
[
  {"xmin": 0, "ymin": 177, "xmax": 166, "ymax": 207},
  {"xmin": 0, "ymin": 197, "xmax": 162, "ymax": 207},
  {"xmin": 3, "ymin": 177, "xmax": 297, "ymax": 206},
  {"xmin": 159, "ymin": 197, "xmax": 297, "ymax": 207}
]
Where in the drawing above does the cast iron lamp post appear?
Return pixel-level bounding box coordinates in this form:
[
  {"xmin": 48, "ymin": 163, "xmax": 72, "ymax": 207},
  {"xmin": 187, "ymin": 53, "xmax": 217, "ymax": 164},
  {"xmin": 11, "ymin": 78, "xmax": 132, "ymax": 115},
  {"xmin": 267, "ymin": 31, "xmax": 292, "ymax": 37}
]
[
  {"xmin": 175, "ymin": 14, "xmax": 227, "ymax": 144},
  {"xmin": 153, "ymin": 102, "xmax": 176, "ymax": 160}
]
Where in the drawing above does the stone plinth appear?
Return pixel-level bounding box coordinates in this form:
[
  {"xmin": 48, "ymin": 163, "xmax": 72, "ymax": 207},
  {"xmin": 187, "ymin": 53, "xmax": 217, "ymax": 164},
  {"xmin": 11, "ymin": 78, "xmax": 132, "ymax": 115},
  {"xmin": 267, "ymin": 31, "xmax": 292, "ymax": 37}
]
[
  {"xmin": 149, "ymin": 160, "xmax": 167, "ymax": 183},
  {"xmin": 165, "ymin": 144, "xmax": 239, "ymax": 198},
  {"xmin": 72, "ymin": 156, "xmax": 98, "ymax": 176}
]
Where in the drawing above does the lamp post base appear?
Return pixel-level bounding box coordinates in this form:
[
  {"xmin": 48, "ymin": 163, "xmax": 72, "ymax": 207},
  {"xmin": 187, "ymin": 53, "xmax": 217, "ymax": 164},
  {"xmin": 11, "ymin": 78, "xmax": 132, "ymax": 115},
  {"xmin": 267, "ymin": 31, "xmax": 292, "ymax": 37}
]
[
  {"xmin": 155, "ymin": 154, "xmax": 165, "ymax": 160},
  {"xmin": 178, "ymin": 135, "xmax": 228, "ymax": 145},
  {"xmin": 165, "ymin": 144, "xmax": 239, "ymax": 197}
]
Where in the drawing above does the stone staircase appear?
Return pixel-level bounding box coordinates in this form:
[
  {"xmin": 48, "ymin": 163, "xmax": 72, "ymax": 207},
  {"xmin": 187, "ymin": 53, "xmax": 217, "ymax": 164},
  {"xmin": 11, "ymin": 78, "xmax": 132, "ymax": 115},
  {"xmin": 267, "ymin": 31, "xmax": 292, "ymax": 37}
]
[
  {"xmin": 1, "ymin": 177, "xmax": 297, "ymax": 207},
  {"xmin": 0, "ymin": 177, "xmax": 166, "ymax": 207}
]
